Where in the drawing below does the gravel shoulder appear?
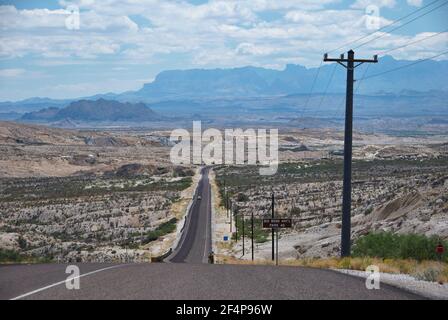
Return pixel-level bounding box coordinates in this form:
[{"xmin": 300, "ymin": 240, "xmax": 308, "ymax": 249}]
[{"xmin": 335, "ymin": 269, "xmax": 448, "ymax": 300}]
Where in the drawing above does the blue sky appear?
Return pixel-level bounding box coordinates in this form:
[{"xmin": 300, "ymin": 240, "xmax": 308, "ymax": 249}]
[{"xmin": 0, "ymin": 0, "xmax": 447, "ymax": 100}]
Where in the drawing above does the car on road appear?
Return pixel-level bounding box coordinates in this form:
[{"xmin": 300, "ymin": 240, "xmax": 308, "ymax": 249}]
[{"xmin": 197, "ymin": 196, "xmax": 202, "ymax": 200}]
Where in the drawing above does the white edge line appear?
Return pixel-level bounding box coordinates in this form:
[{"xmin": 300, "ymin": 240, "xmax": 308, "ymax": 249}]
[
  {"xmin": 202, "ymin": 174, "xmax": 211, "ymax": 263},
  {"xmin": 10, "ymin": 264, "xmax": 126, "ymax": 300}
]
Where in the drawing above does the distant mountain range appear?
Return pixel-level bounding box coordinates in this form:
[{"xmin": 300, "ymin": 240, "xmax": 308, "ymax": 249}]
[
  {"xmin": 0, "ymin": 55, "xmax": 447, "ymax": 122},
  {"xmin": 115, "ymin": 55, "xmax": 448, "ymax": 101},
  {"xmin": 21, "ymin": 99, "xmax": 159, "ymax": 122}
]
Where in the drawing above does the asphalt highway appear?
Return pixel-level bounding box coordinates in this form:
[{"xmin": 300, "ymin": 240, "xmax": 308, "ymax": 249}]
[
  {"xmin": 167, "ymin": 167, "xmax": 212, "ymax": 263},
  {"xmin": 1, "ymin": 263, "xmax": 422, "ymax": 300},
  {"xmin": 0, "ymin": 168, "xmax": 423, "ymax": 300}
]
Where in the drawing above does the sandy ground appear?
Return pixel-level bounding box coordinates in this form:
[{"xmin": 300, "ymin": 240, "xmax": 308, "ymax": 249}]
[{"xmin": 336, "ymin": 269, "xmax": 448, "ymax": 300}]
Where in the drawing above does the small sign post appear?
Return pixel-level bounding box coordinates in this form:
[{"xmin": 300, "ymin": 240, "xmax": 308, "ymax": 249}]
[
  {"xmin": 262, "ymin": 219, "xmax": 293, "ymax": 266},
  {"xmin": 262, "ymin": 219, "xmax": 292, "ymax": 229}
]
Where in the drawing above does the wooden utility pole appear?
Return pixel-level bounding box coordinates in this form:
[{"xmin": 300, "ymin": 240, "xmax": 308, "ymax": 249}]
[
  {"xmin": 235, "ymin": 211, "xmax": 238, "ymax": 240},
  {"xmin": 242, "ymin": 215, "xmax": 245, "ymax": 256},
  {"xmin": 251, "ymin": 211, "xmax": 254, "ymax": 261},
  {"xmin": 323, "ymin": 50, "xmax": 378, "ymax": 257},
  {"xmin": 271, "ymin": 193, "xmax": 275, "ymax": 261}
]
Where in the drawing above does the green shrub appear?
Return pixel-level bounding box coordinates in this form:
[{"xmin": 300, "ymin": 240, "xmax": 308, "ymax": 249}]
[
  {"xmin": 142, "ymin": 218, "xmax": 178, "ymax": 245},
  {"xmin": 237, "ymin": 193, "xmax": 249, "ymax": 202},
  {"xmin": 353, "ymin": 232, "xmax": 448, "ymax": 262},
  {"xmin": 233, "ymin": 216, "xmax": 269, "ymax": 243},
  {"xmin": 18, "ymin": 236, "xmax": 27, "ymax": 250},
  {"xmin": 0, "ymin": 249, "xmax": 52, "ymax": 264},
  {"xmin": 0, "ymin": 249, "xmax": 21, "ymax": 263}
]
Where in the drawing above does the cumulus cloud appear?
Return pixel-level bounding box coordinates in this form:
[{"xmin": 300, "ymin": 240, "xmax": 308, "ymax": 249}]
[
  {"xmin": 374, "ymin": 31, "xmax": 448, "ymax": 60},
  {"xmin": 0, "ymin": 68, "xmax": 25, "ymax": 77},
  {"xmin": 351, "ymin": 0, "xmax": 396, "ymax": 9},
  {"xmin": 407, "ymin": 0, "xmax": 423, "ymax": 7},
  {"xmin": 235, "ymin": 43, "xmax": 278, "ymax": 56},
  {"xmin": 0, "ymin": 0, "xmax": 445, "ymax": 76},
  {"xmin": 0, "ymin": 5, "xmax": 138, "ymax": 32}
]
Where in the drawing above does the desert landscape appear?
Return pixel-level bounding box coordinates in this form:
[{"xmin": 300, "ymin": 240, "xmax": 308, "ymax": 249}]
[
  {"xmin": 0, "ymin": 121, "xmax": 196, "ymax": 262},
  {"xmin": 1, "ymin": 120, "xmax": 446, "ymax": 265},
  {"xmin": 213, "ymin": 130, "xmax": 448, "ymax": 261}
]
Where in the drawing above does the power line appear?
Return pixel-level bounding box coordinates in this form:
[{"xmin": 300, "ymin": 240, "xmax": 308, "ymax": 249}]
[
  {"xmin": 359, "ymin": 50, "xmax": 448, "ymax": 81},
  {"xmin": 317, "ymin": 1, "xmax": 447, "ymax": 123},
  {"xmin": 353, "ymin": 1, "xmax": 448, "ymax": 50},
  {"xmin": 378, "ymin": 28, "xmax": 448, "ymax": 55},
  {"xmin": 322, "ymin": 33, "xmax": 447, "ymax": 119},
  {"xmin": 326, "ymin": 0, "xmax": 444, "ymax": 54},
  {"xmin": 355, "ymin": 63, "xmax": 372, "ymax": 89},
  {"xmin": 316, "ymin": 63, "xmax": 338, "ymax": 113},
  {"xmin": 299, "ymin": 60, "xmax": 323, "ymax": 119},
  {"xmin": 308, "ymin": 1, "xmax": 447, "ymax": 121}
]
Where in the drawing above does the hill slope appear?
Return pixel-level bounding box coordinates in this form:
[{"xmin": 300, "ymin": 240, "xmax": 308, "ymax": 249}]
[{"xmin": 22, "ymin": 99, "xmax": 159, "ymax": 122}]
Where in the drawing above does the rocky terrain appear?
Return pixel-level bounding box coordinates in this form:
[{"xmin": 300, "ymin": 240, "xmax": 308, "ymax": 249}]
[
  {"xmin": 0, "ymin": 122, "xmax": 195, "ymax": 262},
  {"xmin": 214, "ymin": 130, "xmax": 448, "ymax": 260},
  {"xmin": 1, "ymin": 121, "xmax": 447, "ymax": 263},
  {"xmin": 0, "ymin": 121, "xmax": 172, "ymax": 178}
]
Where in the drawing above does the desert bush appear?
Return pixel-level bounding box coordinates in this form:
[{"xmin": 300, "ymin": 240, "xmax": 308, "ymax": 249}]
[
  {"xmin": 233, "ymin": 216, "xmax": 269, "ymax": 243},
  {"xmin": 0, "ymin": 249, "xmax": 52, "ymax": 264},
  {"xmin": 236, "ymin": 193, "xmax": 249, "ymax": 202},
  {"xmin": 353, "ymin": 232, "xmax": 448, "ymax": 262},
  {"xmin": 142, "ymin": 218, "xmax": 178, "ymax": 245},
  {"xmin": 0, "ymin": 249, "xmax": 21, "ymax": 263},
  {"xmin": 414, "ymin": 268, "xmax": 440, "ymax": 282},
  {"xmin": 290, "ymin": 207, "xmax": 302, "ymax": 216}
]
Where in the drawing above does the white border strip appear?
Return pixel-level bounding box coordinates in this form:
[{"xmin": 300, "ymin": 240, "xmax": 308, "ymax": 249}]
[{"xmin": 10, "ymin": 264, "xmax": 125, "ymax": 300}]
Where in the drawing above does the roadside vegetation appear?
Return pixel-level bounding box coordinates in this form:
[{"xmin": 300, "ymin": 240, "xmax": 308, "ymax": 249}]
[
  {"xmin": 0, "ymin": 176, "xmax": 192, "ymax": 203},
  {"xmin": 295, "ymin": 257, "xmax": 448, "ymax": 284},
  {"xmin": 214, "ymin": 158, "xmax": 447, "ymax": 188},
  {"xmin": 233, "ymin": 216, "xmax": 269, "ymax": 244},
  {"xmin": 218, "ymin": 232, "xmax": 448, "ymax": 284},
  {"xmin": 0, "ymin": 249, "xmax": 52, "ymax": 264},
  {"xmin": 0, "ymin": 170, "xmax": 193, "ymax": 262},
  {"xmin": 352, "ymin": 232, "xmax": 448, "ymax": 262},
  {"xmin": 141, "ymin": 218, "xmax": 178, "ymax": 245}
]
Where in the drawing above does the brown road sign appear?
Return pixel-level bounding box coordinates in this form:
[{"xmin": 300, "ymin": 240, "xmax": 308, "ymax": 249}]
[{"xmin": 263, "ymin": 219, "xmax": 292, "ymax": 229}]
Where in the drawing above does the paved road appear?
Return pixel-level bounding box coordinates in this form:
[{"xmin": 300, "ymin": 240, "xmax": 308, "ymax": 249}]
[
  {"xmin": 1, "ymin": 263, "xmax": 422, "ymax": 300},
  {"xmin": 0, "ymin": 167, "xmax": 424, "ymax": 300},
  {"xmin": 167, "ymin": 167, "xmax": 212, "ymax": 263}
]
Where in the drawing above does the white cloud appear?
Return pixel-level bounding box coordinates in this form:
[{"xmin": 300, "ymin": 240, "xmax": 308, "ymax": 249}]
[
  {"xmin": 0, "ymin": 0, "xmax": 445, "ymax": 75},
  {"xmin": 407, "ymin": 0, "xmax": 423, "ymax": 7},
  {"xmin": 0, "ymin": 0, "xmax": 445, "ymax": 100},
  {"xmin": 0, "ymin": 6, "xmax": 67, "ymax": 30},
  {"xmin": 0, "ymin": 68, "xmax": 25, "ymax": 77},
  {"xmin": 0, "ymin": 34, "xmax": 121, "ymax": 59},
  {"xmin": 374, "ymin": 31, "xmax": 448, "ymax": 60},
  {"xmin": 351, "ymin": 0, "xmax": 396, "ymax": 9},
  {"xmin": 236, "ymin": 43, "xmax": 278, "ymax": 56},
  {"xmin": 0, "ymin": 1, "xmax": 407, "ymax": 65},
  {"xmin": 0, "ymin": 5, "xmax": 138, "ymax": 32}
]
